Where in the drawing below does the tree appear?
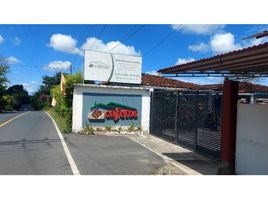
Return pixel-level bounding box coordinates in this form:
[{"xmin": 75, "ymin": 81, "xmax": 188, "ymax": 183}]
[
  {"xmin": 0, "ymin": 57, "xmax": 9, "ymax": 111},
  {"xmin": 41, "ymin": 72, "xmax": 62, "ymax": 95},
  {"xmin": 31, "ymin": 72, "xmax": 67, "ymax": 110},
  {"xmin": 50, "ymin": 73, "xmax": 82, "ymax": 132},
  {"xmin": 6, "ymin": 84, "xmax": 30, "ymax": 110}
]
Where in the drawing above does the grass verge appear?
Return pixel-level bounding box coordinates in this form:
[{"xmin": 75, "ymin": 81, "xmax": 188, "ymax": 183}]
[{"xmin": 46, "ymin": 107, "xmax": 71, "ymax": 133}]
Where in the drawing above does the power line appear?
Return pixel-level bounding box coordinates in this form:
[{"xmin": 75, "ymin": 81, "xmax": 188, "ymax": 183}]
[
  {"xmin": 27, "ymin": 25, "xmax": 44, "ymax": 65},
  {"xmin": 71, "ymin": 25, "xmax": 98, "ymax": 71},
  {"xmin": 143, "ymin": 24, "xmax": 182, "ymax": 57},
  {"xmin": 109, "ymin": 24, "xmax": 145, "ymax": 53},
  {"xmin": 89, "ymin": 24, "xmax": 108, "ymax": 50},
  {"xmin": 8, "ymin": 63, "xmax": 43, "ymax": 68},
  {"xmin": 12, "ymin": 25, "xmax": 39, "ymax": 67}
]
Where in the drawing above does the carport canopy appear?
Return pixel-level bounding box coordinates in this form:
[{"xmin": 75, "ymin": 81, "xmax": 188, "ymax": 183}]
[
  {"xmin": 157, "ymin": 42, "xmax": 268, "ymax": 174},
  {"xmin": 158, "ymin": 42, "xmax": 268, "ymax": 77}
]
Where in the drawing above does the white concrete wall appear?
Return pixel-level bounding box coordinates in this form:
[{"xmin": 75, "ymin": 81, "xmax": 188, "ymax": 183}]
[
  {"xmin": 236, "ymin": 104, "xmax": 268, "ymax": 175},
  {"xmin": 72, "ymin": 84, "xmax": 151, "ymax": 133}
]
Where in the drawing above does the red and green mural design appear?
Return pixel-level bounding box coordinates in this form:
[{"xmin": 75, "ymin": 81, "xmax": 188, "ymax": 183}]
[{"xmin": 88, "ymin": 102, "xmax": 138, "ymax": 122}]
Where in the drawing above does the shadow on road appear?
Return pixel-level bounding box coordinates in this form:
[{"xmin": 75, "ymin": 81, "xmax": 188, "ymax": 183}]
[{"xmin": 0, "ymin": 138, "xmax": 63, "ymax": 146}]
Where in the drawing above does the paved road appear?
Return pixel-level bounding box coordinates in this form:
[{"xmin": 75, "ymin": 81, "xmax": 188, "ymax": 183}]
[
  {"xmin": 65, "ymin": 134, "xmax": 165, "ymax": 175},
  {"xmin": 0, "ymin": 111, "xmax": 165, "ymax": 175},
  {"xmin": 0, "ymin": 111, "xmax": 24, "ymax": 124},
  {"xmin": 0, "ymin": 111, "xmax": 72, "ymax": 175}
]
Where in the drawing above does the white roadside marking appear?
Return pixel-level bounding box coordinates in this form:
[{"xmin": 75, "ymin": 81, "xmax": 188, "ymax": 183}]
[
  {"xmin": 45, "ymin": 111, "xmax": 80, "ymax": 175},
  {"xmin": 128, "ymin": 137, "xmax": 202, "ymax": 175},
  {"xmin": 0, "ymin": 111, "xmax": 30, "ymax": 128}
]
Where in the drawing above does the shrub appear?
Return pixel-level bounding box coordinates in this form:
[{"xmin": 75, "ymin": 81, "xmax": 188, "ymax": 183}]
[
  {"xmin": 50, "ymin": 73, "xmax": 82, "ymax": 133},
  {"xmin": 105, "ymin": 126, "xmax": 112, "ymax": 131},
  {"xmin": 128, "ymin": 123, "xmax": 135, "ymax": 132},
  {"xmin": 83, "ymin": 124, "xmax": 94, "ymax": 135}
]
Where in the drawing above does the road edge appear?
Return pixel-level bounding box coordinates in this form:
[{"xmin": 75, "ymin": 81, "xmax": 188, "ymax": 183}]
[
  {"xmin": 45, "ymin": 111, "xmax": 80, "ymax": 175},
  {"xmin": 128, "ymin": 136, "xmax": 202, "ymax": 175}
]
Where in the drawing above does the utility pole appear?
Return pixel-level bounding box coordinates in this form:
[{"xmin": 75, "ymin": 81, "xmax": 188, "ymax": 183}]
[{"xmin": 70, "ymin": 64, "xmax": 72, "ymax": 74}]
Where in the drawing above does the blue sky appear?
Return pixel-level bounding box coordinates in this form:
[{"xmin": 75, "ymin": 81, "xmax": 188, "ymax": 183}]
[{"xmin": 1, "ymin": 24, "xmax": 268, "ymax": 94}]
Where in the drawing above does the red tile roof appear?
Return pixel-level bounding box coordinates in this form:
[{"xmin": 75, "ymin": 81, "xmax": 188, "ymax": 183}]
[
  {"xmin": 142, "ymin": 74, "xmax": 268, "ymax": 93},
  {"xmin": 141, "ymin": 74, "xmax": 200, "ymax": 90}
]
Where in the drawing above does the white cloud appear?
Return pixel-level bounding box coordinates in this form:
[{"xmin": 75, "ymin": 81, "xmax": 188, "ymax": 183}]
[
  {"xmin": 13, "ymin": 37, "xmax": 21, "ymax": 46},
  {"xmin": 45, "ymin": 60, "xmax": 71, "ymax": 71},
  {"xmin": 145, "ymin": 70, "xmax": 160, "ymax": 76},
  {"xmin": 188, "ymin": 32, "xmax": 268, "ymax": 55},
  {"xmin": 48, "ymin": 34, "xmax": 80, "ymax": 54},
  {"xmin": 0, "ymin": 35, "xmax": 4, "ymax": 44},
  {"xmin": 22, "ymin": 82, "xmax": 39, "ymax": 95},
  {"xmin": 6, "ymin": 56, "xmax": 21, "ymax": 64},
  {"xmin": 81, "ymin": 37, "xmax": 140, "ymax": 56},
  {"xmin": 176, "ymin": 57, "xmax": 195, "ymax": 65},
  {"xmin": 210, "ymin": 32, "xmax": 242, "ymax": 54},
  {"xmin": 172, "ymin": 24, "xmax": 225, "ymax": 35},
  {"xmin": 188, "ymin": 42, "xmax": 209, "ymax": 53}
]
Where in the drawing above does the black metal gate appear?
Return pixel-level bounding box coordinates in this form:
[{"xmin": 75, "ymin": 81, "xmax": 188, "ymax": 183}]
[
  {"xmin": 150, "ymin": 90, "xmax": 177, "ymax": 142},
  {"xmin": 150, "ymin": 89, "xmax": 222, "ymax": 160}
]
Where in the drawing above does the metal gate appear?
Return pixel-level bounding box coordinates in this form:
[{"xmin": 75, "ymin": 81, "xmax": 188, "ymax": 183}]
[
  {"xmin": 150, "ymin": 90, "xmax": 177, "ymax": 142},
  {"xmin": 150, "ymin": 89, "xmax": 222, "ymax": 160}
]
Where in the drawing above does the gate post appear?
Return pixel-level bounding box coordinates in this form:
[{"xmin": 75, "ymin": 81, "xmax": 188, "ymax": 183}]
[
  {"xmin": 220, "ymin": 79, "xmax": 238, "ymax": 174},
  {"xmin": 194, "ymin": 91, "xmax": 199, "ymax": 150},
  {"xmin": 149, "ymin": 89, "xmax": 154, "ymax": 134},
  {"xmin": 175, "ymin": 91, "xmax": 179, "ymax": 144}
]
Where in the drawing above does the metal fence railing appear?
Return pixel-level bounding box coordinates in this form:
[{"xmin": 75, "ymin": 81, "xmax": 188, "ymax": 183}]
[{"xmin": 150, "ymin": 89, "xmax": 222, "ymax": 160}]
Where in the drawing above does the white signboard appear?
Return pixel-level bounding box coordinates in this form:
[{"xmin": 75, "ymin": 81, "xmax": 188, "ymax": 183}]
[{"xmin": 84, "ymin": 50, "xmax": 142, "ymax": 84}]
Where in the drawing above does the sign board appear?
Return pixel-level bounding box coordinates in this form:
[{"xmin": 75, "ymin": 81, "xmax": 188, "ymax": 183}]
[
  {"xmin": 84, "ymin": 50, "xmax": 142, "ymax": 84},
  {"xmin": 82, "ymin": 93, "xmax": 142, "ymax": 127}
]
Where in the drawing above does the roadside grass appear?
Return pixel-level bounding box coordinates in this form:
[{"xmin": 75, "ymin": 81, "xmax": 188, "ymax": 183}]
[{"xmin": 46, "ymin": 108, "xmax": 71, "ymax": 134}]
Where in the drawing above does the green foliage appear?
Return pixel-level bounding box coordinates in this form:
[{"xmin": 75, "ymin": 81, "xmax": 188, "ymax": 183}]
[
  {"xmin": 5, "ymin": 84, "xmax": 30, "ymax": 110},
  {"xmin": 31, "ymin": 91, "xmax": 48, "ymax": 110},
  {"xmin": 31, "ymin": 72, "xmax": 65, "ymax": 111},
  {"xmin": 47, "ymin": 108, "xmax": 70, "ymax": 133},
  {"xmin": 0, "ymin": 62, "xmax": 9, "ymax": 111},
  {"xmin": 128, "ymin": 123, "xmax": 135, "ymax": 132},
  {"xmin": 83, "ymin": 124, "xmax": 95, "ymax": 135},
  {"xmin": 105, "ymin": 126, "xmax": 112, "ymax": 131},
  {"xmin": 41, "ymin": 72, "xmax": 61, "ymax": 95},
  {"xmin": 1, "ymin": 95, "xmax": 15, "ymax": 111},
  {"xmin": 50, "ymin": 73, "xmax": 82, "ymax": 133}
]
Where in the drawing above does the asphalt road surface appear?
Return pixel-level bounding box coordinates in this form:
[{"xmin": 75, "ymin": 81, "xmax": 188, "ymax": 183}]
[
  {"xmin": 0, "ymin": 111, "xmax": 72, "ymax": 175},
  {"xmin": 0, "ymin": 111, "xmax": 24, "ymax": 124},
  {"xmin": 0, "ymin": 111, "xmax": 165, "ymax": 175},
  {"xmin": 65, "ymin": 134, "xmax": 165, "ymax": 175}
]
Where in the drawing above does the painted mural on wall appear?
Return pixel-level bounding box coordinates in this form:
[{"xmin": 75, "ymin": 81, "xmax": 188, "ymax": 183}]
[
  {"xmin": 88, "ymin": 102, "xmax": 138, "ymax": 122},
  {"xmin": 82, "ymin": 93, "xmax": 142, "ymax": 127}
]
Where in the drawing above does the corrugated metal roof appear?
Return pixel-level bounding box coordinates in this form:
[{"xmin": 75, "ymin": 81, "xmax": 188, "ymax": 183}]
[{"xmin": 158, "ymin": 42, "xmax": 268, "ymax": 77}]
